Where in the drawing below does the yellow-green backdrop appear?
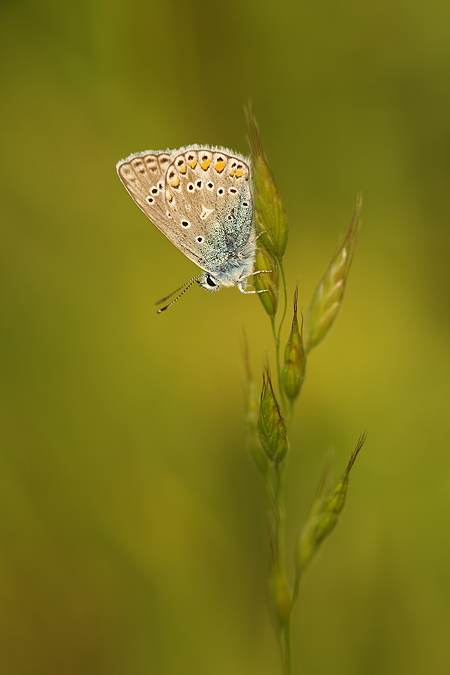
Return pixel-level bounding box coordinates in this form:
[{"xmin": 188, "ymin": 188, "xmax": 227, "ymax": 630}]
[{"xmin": 1, "ymin": 1, "xmax": 450, "ymax": 674}]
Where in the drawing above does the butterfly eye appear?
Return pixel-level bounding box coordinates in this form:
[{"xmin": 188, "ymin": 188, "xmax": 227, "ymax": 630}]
[{"xmin": 206, "ymin": 275, "xmax": 217, "ymax": 287}]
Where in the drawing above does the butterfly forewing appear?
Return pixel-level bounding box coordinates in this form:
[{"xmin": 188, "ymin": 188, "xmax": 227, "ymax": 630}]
[{"xmin": 117, "ymin": 151, "xmax": 170, "ymax": 227}]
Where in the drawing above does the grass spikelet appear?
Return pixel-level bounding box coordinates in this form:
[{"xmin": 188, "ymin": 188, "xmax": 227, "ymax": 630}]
[
  {"xmin": 304, "ymin": 195, "xmax": 362, "ymax": 353},
  {"xmin": 246, "ymin": 102, "xmax": 289, "ymax": 260}
]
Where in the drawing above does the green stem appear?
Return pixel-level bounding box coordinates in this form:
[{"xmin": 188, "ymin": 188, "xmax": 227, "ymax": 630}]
[
  {"xmin": 292, "ymin": 570, "xmax": 301, "ymax": 611},
  {"xmin": 275, "ymin": 464, "xmax": 286, "ymax": 566},
  {"xmin": 275, "ymin": 465, "xmax": 293, "ymax": 675},
  {"xmin": 267, "ymin": 261, "xmax": 293, "ymax": 675},
  {"xmin": 273, "ymin": 260, "xmax": 288, "ymax": 411},
  {"xmin": 271, "ymin": 318, "xmax": 285, "ymax": 412},
  {"xmin": 277, "ymin": 259, "xmax": 288, "ymax": 344},
  {"xmin": 282, "ymin": 622, "xmax": 293, "ymax": 675},
  {"xmin": 263, "ymin": 465, "xmax": 279, "ymax": 517}
]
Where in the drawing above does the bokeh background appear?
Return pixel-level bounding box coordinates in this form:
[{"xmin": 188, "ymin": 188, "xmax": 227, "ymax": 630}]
[{"xmin": 1, "ymin": 1, "xmax": 450, "ymax": 673}]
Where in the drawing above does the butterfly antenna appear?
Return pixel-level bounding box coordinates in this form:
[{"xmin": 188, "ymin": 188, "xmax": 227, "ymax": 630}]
[
  {"xmin": 155, "ymin": 275, "xmax": 201, "ymax": 305},
  {"xmin": 155, "ymin": 275, "xmax": 202, "ymax": 313}
]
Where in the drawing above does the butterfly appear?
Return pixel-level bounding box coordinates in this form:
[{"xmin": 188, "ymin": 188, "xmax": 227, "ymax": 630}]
[{"xmin": 117, "ymin": 145, "xmax": 267, "ymax": 311}]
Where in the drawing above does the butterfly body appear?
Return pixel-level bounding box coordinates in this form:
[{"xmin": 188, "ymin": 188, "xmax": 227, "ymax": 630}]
[{"xmin": 116, "ymin": 145, "xmax": 257, "ymax": 293}]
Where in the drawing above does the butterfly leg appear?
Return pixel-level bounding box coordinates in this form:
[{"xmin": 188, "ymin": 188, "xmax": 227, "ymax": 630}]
[
  {"xmin": 237, "ymin": 268, "xmax": 272, "ymax": 293},
  {"xmin": 239, "ymin": 269, "xmax": 272, "ymax": 283},
  {"xmin": 238, "ymin": 271, "xmax": 272, "ymax": 294},
  {"xmin": 251, "ymin": 269, "xmax": 271, "ymax": 277},
  {"xmin": 240, "ymin": 287, "xmax": 269, "ymax": 295}
]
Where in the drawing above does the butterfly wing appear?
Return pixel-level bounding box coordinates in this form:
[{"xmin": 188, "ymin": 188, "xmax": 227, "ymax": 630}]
[
  {"xmin": 116, "ymin": 150, "xmax": 208, "ymax": 270},
  {"xmin": 164, "ymin": 147, "xmax": 254, "ymax": 274},
  {"xmin": 117, "ymin": 146, "xmax": 254, "ymax": 276}
]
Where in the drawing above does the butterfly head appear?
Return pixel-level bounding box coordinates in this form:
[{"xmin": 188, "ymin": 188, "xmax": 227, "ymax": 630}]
[{"xmin": 198, "ymin": 273, "xmax": 221, "ymax": 292}]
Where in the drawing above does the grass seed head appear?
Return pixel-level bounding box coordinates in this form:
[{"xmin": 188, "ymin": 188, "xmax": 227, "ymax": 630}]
[{"xmin": 257, "ymin": 368, "xmax": 288, "ymax": 464}]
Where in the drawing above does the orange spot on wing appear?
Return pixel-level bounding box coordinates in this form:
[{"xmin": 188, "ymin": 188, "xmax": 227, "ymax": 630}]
[
  {"xmin": 235, "ymin": 168, "xmax": 244, "ymax": 178},
  {"xmin": 187, "ymin": 158, "xmax": 197, "ymax": 169},
  {"xmin": 201, "ymin": 158, "xmax": 211, "ymax": 170},
  {"xmin": 215, "ymin": 160, "xmax": 226, "ymax": 173},
  {"xmin": 178, "ymin": 164, "xmax": 187, "ymax": 174}
]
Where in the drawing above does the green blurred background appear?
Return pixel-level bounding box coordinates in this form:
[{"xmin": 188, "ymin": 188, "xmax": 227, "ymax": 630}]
[{"xmin": 1, "ymin": 1, "xmax": 450, "ymax": 673}]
